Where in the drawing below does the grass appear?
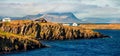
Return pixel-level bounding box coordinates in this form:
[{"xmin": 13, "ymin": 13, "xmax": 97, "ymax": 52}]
[{"xmin": 0, "ymin": 30, "xmax": 39, "ymax": 44}]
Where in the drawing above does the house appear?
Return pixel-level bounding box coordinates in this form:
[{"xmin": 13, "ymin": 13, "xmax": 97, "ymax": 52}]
[
  {"xmin": 72, "ymin": 23, "xmax": 78, "ymax": 26},
  {"xmin": 35, "ymin": 18, "xmax": 47, "ymax": 23},
  {"xmin": 2, "ymin": 18, "xmax": 11, "ymax": 22}
]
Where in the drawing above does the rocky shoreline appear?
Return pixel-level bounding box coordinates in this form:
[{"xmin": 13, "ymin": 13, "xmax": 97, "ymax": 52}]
[
  {"xmin": 0, "ymin": 31, "xmax": 46, "ymax": 54},
  {"xmin": 0, "ymin": 20, "xmax": 109, "ymax": 53},
  {"xmin": 0, "ymin": 20, "xmax": 109, "ymax": 40}
]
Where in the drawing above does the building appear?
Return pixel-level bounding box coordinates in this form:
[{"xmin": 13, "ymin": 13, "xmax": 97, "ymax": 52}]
[
  {"xmin": 72, "ymin": 23, "xmax": 78, "ymax": 26},
  {"xmin": 35, "ymin": 18, "xmax": 47, "ymax": 23},
  {"xmin": 2, "ymin": 18, "xmax": 11, "ymax": 22}
]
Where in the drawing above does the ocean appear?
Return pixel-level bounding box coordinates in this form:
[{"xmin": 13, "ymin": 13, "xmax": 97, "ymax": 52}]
[{"xmin": 2, "ymin": 30, "xmax": 120, "ymax": 56}]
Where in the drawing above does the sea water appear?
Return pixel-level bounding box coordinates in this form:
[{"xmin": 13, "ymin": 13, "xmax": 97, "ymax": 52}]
[{"xmin": 2, "ymin": 30, "xmax": 120, "ymax": 56}]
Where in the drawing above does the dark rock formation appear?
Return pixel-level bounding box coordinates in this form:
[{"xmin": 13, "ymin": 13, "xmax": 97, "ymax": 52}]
[
  {"xmin": 0, "ymin": 20, "xmax": 108, "ymax": 40},
  {"xmin": 0, "ymin": 31, "xmax": 45, "ymax": 54}
]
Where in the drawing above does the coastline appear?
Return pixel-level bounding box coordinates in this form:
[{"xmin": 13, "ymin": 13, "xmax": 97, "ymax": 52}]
[{"xmin": 0, "ymin": 20, "xmax": 110, "ymax": 54}]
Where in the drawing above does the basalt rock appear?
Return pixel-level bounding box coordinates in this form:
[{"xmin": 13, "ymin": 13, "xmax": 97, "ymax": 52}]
[
  {"xmin": 0, "ymin": 31, "xmax": 45, "ymax": 54},
  {"xmin": 0, "ymin": 20, "xmax": 108, "ymax": 40}
]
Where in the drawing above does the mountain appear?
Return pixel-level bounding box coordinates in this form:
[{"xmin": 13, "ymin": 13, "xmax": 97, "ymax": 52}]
[
  {"xmin": 82, "ymin": 17, "xmax": 120, "ymax": 23},
  {"xmin": 0, "ymin": 16, "xmax": 23, "ymax": 20},
  {"xmin": 22, "ymin": 14, "xmax": 43, "ymax": 20},
  {"xmin": 23, "ymin": 12, "xmax": 82, "ymax": 23},
  {"xmin": 39, "ymin": 13, "xmax": 82, "ymax": 23},
  {"xmin": 0, "ymin": 12, "xmax": 82, "ymax": 23}
]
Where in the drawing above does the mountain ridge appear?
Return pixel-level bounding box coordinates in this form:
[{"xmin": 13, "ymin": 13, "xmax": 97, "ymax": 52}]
[{"xmin": 0, "ymin": 13, "xmax": 82, "ymax": 23}]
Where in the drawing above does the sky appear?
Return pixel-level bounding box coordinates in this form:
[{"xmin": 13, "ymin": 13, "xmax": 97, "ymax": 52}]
[{"xmin": 0, "ymin": 0, "xmax": 120, "ymax": 23}]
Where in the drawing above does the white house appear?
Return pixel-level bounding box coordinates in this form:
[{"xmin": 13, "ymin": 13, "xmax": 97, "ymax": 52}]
[
  {"xmin": 72, "ymin": 23, "xmax": 78, "ymax": 26},
  {"xmin": 2, "ymin": 18, "xmax": 11, "ymax": 22}
]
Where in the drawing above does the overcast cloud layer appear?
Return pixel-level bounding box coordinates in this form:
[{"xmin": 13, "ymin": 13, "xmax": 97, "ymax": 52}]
[{"xmin": 0, "ymin": 0, "xmax": 120, "ymax": 23}]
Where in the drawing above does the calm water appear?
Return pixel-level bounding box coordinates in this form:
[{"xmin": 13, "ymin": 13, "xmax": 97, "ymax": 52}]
[{"xmin": 2, "ymin": 30, "xmax": 120, "ymax": 56}]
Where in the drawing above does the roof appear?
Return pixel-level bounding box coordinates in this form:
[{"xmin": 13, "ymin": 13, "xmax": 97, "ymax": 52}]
[{"xmin": 35, "ymin": 18, "xmax": 47, "ymax": 23}]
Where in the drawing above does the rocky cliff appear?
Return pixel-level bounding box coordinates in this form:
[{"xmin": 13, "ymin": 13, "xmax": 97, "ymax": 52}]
[
  {"xmin": 0, "ymin": 30, "xmax": 45, "ymax": 54},
  {"xmin": 0, "ymin": 20, "xmax": 108, "ymax": 40}
]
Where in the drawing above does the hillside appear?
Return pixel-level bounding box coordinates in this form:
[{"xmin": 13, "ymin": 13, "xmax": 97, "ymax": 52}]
[{"xmin": 0, "ymin": 20, "xmax": 108, "ymax": 40}]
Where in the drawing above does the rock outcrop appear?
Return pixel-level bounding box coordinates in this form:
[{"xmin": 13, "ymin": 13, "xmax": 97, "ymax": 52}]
[
  {"xmin": 0, "ymin": 20, "xmax": 108, "ymax": 40},
  {"xmin": 0, "ymin": 31, "xmax": 45, "ymax": 54}
]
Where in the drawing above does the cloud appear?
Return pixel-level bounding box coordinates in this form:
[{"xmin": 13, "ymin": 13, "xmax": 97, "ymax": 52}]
[
  {"xmin": 0, "ymin": 0, "xmax": 81, "ymax": 3},
  {"xmin": 75, "ymin": 7, "xmax": 120, "ymax": 18},
  {"xmin": 0, "ymin": 0, "xmax": 120, "ymax": 23},
  {"xmin": 0, "ymin": 3, "xmax": 99, "ymax": 17}
]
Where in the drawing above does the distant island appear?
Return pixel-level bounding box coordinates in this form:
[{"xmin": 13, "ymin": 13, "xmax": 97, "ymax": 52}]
[{"xmin": 79, "ymin": 24, "xmax": 120, "ymax": 30}]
